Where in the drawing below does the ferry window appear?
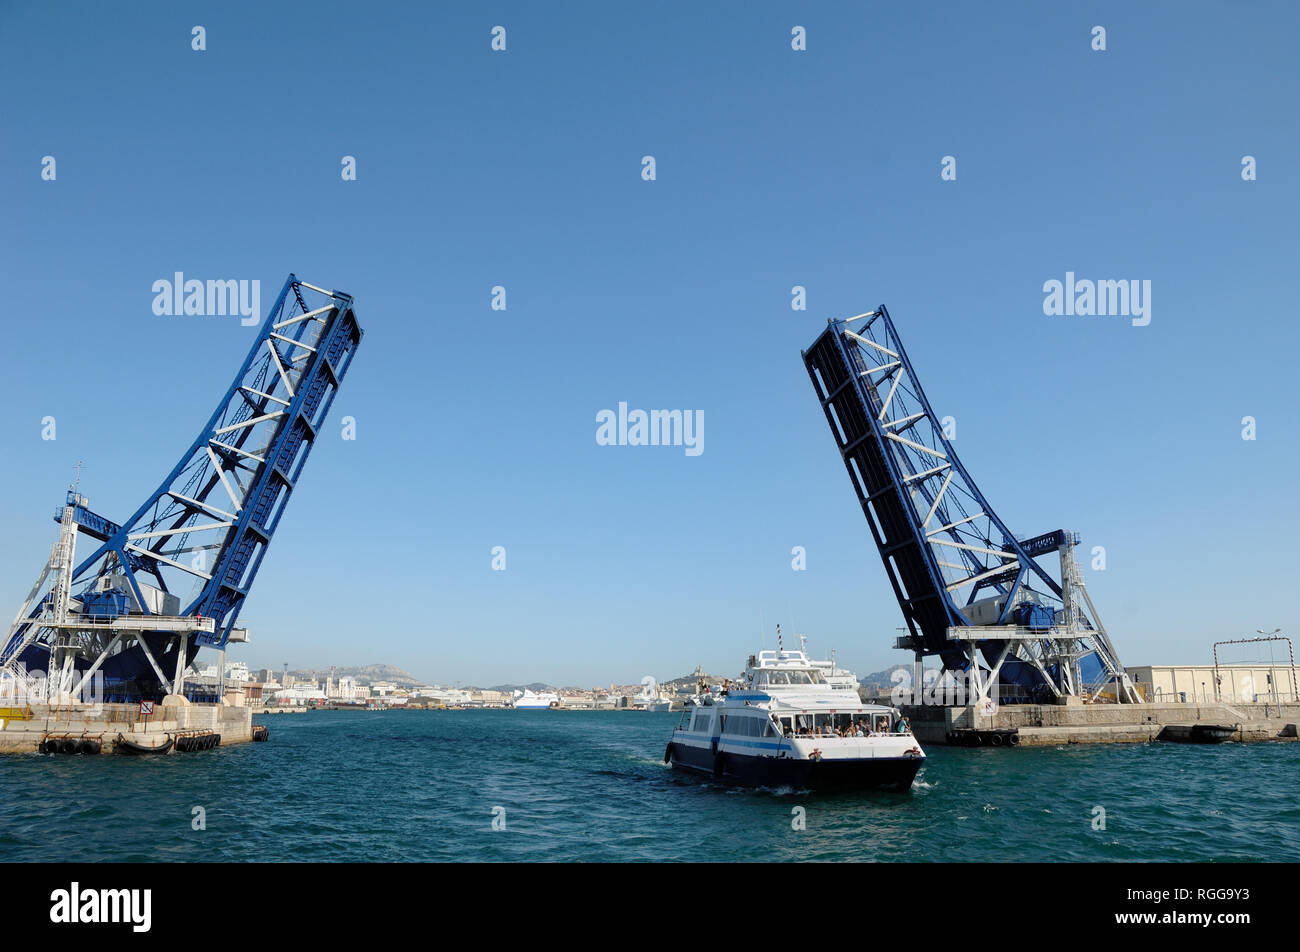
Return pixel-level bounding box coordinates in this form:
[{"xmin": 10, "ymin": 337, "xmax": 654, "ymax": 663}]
[
  {"xmin": 769, "ymin": 671, "xmax": 788, "ymax": 685},
  {"xmin": 808, "ymin": 670, "xmax": 824, "ymax": 683},
  {"xmin": 694, "ymin": 715, "xmax": 711, "ymax": 733},
  {"xmin": 762, "ymin": 720, "xmax": 775, "ymax": 737}
]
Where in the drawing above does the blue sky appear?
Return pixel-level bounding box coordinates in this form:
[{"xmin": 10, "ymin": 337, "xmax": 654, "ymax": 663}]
[{"xmin": 2, "ymin": 1, "xmax": 1297, "ymax": 686}]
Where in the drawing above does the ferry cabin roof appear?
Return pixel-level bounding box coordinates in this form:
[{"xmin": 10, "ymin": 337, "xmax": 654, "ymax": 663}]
[{"xmin": 680, "ymin": 707, "xmax": 900, "ymax": 736}]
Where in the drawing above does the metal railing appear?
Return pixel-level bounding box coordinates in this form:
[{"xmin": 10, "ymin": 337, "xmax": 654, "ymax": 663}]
[{"xmin": 1150, "ymin": 686, "xmax": 1299, "ymax": 705}]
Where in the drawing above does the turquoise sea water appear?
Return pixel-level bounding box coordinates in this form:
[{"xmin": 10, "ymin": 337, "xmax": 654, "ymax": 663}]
[{"xmin": 1, "ymin": 709, "xmax": 1296, "ymax": 862}]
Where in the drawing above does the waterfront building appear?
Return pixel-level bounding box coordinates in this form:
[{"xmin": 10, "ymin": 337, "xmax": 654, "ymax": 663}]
[
  {"xmin": 1128, "ymin": 663, "xmax": 1299, "ymax": 704},
  {"xmin": 329, "ymin": 676, "xmax": 360, "ymax": 700},
  {"xmin": 269, "ymin": 684, "xmax": 327, "ymax": 706}
]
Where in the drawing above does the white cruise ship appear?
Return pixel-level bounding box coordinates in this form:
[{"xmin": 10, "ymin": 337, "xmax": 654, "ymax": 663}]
[
  {"xmin": 809, "ymin": 655, "xmax": 862, "ymax": 696},
  {"xmin": 512, "ymin": 689, "xmax": 561, "ymax": 709},
  {"xmin": 664, "ymin": 646, "xmax": 924, "ymax": 791},
  {"xmin": 633, "ymin": 678, "xmax": 673, "ymax": 712}
]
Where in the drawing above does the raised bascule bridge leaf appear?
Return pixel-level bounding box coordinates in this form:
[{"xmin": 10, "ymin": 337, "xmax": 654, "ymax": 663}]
[
  {"xmin": 802, "ymin": 306, "xmax": 1136, "ymax": 705},
  {"xmin": 0, "ymin": 275, "xmax": 363, "ymax": 702}
]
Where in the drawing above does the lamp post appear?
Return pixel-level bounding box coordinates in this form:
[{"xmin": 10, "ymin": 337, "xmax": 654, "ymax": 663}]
[{"xmin": 1257, "ymin": 628, "xmax": 1281, "ymax": 706}]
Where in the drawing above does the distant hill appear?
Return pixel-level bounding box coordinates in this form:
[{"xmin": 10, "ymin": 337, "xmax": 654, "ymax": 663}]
[
  {"xmin": 662, "ymin": 671, "xmax": 727, "ymax": 691},
  {"xmin": 482, "ymin": 682, "xmax": 555, "ymax": 693},
  {"xmin": 857, "ymin": 665, "xmax": 910, "ymax": 692},
  {"xmin": 289, "ymin": 664, "xmax": 423, "ymax": 686}
]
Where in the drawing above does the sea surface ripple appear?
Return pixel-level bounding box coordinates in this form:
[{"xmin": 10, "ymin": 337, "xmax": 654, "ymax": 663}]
[{"xmin": 1, "ymin": 710, "xmax": 1296, "ymax": 862}]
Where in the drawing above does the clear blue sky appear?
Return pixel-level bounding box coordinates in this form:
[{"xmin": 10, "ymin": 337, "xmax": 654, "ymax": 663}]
[{"xmin": 2, "ymin": 2, "xmax": 1297, "ymax": 686}]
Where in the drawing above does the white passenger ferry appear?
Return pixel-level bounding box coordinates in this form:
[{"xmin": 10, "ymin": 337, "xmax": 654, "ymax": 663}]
[{"xmin": 664, "ymin": 646, "xmax": 925, "ymax": 791}]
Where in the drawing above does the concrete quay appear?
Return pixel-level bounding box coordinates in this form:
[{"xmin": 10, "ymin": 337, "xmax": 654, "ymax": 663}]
[
  {"xmin": 902, "ymin": 699, "xmax": 1300, "ymax": 747},
  {"xmin": 0, "ymin": 697, "xmax": 256, "ymax": 755}
]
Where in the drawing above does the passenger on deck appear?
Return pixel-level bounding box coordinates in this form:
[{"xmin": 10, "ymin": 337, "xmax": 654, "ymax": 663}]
[{"xmin": 896, "ymin": 716, "xmax": 910, "ymax": 734}]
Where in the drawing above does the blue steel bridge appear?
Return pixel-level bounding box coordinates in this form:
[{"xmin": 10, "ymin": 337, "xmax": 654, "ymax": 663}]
[
  {"xmin": 802, "ymin": 306, "xmax": 1137, "ymax": 705},
  {"xmin": 0, "ymin": 276, "xmax": 363, "ymax": 703}
]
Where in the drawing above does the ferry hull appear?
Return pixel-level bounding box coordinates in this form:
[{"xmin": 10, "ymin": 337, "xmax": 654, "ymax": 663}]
[{"xmin": 667, "ymin": 742, "xmax": 922, "ymax": 792}]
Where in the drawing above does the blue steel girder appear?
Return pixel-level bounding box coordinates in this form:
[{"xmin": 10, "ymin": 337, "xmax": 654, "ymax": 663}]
[{"xmin": 66, "ymin": 275, "xmax": 363, "ymax": 654}]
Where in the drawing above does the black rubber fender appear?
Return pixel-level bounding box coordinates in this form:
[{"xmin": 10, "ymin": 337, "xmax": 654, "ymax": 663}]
[
  {"xmin": 212, "ymin": 733, "xmax": 220, "ymax": 748},
  {"xmin": 664, "ymin": 742, "xmax": 674, "ymax": 763},
  {"xmin": 39, "ymin": 739, "xmax": 58, "ymax": 754},
  {"xmin": 989, "ymin": 732, "xmax": 1004, "ymax": 746},
  {"xmin": 1008, "ymin": 732, "xmax": 1020, "ymax": 747},
  {"xmin": 58, "ymin": 738, "xmax": 77, "ymax": 755},
  {"xmin": 712, "ymin": 752, "xmax": 725, "ymax": 778}
]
